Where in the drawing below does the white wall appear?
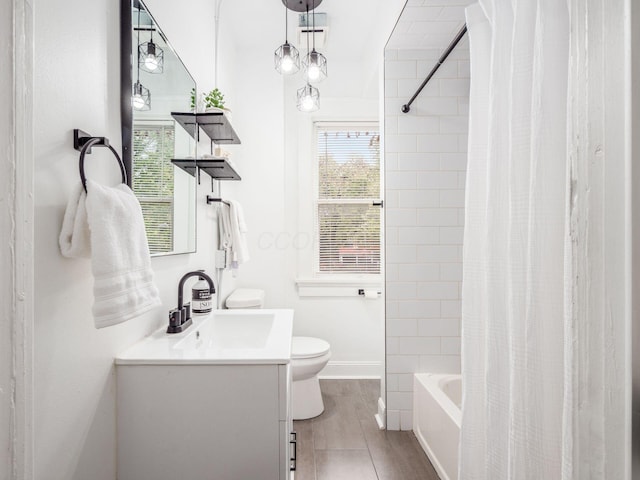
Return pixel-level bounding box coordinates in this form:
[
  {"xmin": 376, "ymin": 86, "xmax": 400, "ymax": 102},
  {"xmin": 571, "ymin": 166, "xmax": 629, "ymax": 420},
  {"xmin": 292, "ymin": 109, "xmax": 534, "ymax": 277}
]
[
  {"xmin": 210, "ymin": 11, "xmax": 386, "ymax": 382},
  {"xmin": 384, "ymin": 45, "xmax": 469, "ymax": 430},
  {"xmin": 32, "ymin": 1, "xmax": 223, "ymax": 478},
  {"xmin": 284, "ymin": 94, "xmax": 385, "ymax": 380},
  {"xmin": 208, "ymin": 3, "xmax": 286, "ymax": 305}
]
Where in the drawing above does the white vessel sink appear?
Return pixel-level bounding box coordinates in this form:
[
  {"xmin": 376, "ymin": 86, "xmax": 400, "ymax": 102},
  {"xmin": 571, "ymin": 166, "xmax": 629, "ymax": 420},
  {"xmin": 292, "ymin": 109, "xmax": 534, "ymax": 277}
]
[{"xmin": 115, "ymin": 309, "xmax": 293, "ymax": 365}]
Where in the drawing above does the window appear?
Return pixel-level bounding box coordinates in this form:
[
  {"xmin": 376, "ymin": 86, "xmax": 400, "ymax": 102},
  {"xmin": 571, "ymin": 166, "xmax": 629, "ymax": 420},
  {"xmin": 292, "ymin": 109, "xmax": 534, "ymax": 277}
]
[
  {"xmin": 315, "ymin": 122, "xmax": 381, "ymax": 275},
  {"xmin": 133, "ymin": 123, "xmax": 175, "ymax": 254}
]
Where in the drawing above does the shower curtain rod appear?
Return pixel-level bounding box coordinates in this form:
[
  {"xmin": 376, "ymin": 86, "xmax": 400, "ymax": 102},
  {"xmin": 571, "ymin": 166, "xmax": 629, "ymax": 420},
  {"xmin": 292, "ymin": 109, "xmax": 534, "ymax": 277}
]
[{"xmin": 401, "ymin": 24, "xmax": 468, "ymax": 113}]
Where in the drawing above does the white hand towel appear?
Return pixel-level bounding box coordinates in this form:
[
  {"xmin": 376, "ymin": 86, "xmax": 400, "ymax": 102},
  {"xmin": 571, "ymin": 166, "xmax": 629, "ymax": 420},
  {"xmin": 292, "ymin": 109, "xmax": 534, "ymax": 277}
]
[
  {"xmin": 217, "ymin": 203, "xmax": 232, "ymax": 268},
  {"xmin": 59, "ymin": 183, "xmax": 91, "ymax": 259},
  {"xmin": 59, "ymin": 180, "xmax": 161, "ymax": 328},
  {"xmin": 229, "ymin": 200, "xmax": 249, "ymax": 264}
]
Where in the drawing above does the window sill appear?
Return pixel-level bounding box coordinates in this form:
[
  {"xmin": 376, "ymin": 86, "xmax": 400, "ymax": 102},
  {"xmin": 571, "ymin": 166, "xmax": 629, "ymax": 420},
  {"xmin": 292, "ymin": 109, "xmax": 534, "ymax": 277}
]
[{"xmin": 295, "ymin": 277, "xmax": 383, "ymax": 298}]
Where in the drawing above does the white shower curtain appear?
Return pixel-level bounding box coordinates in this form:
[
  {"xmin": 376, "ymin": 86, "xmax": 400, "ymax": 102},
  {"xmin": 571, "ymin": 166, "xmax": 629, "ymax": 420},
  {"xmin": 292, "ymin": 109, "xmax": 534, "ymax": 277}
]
[{"xmin": 460, "ymin": 1, "xmax": 570, "ymax": 479}]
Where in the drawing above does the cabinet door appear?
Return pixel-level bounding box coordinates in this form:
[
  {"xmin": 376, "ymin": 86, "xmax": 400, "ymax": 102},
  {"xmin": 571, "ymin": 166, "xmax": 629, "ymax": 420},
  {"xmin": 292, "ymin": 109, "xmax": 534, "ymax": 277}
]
[{"xmin": 118, "ymin": 365, "xmax": 282, "ymax": 480}]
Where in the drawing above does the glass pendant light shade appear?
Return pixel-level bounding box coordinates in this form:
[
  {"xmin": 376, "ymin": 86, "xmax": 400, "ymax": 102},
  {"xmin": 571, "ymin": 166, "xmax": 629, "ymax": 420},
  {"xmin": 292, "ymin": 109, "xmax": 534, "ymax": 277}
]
[
  {"xmin": 133, "ymin": 6, "xmax": 151, "ymax": 111},
  {"xmin": 139, "ymin": 39, "xmax": 164, "ymax": 74},
  {"xmin": 302, "ymin": 49, "xmax": 327, "ymax": 83},
  {"xmin": 297, "ymin": 83, "xmax": 319, "ymax": 112},
  {"xmin": 132, "ymin": 80, "xmax": 151, "ymax": 110},
  {"xmin": 274, "ymin": 42, "xmax": 300, "ymax": 74},
  {"xmin": 275, "ymin": 3, "xmax": 300, "ymax": 75}
]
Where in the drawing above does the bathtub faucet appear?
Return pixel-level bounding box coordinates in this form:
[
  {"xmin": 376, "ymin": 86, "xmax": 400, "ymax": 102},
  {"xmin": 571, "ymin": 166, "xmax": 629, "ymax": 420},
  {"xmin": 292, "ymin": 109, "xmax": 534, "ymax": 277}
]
[{"xmin": 167, "ymin": 271, "xmax": 215, "ymax": 334}]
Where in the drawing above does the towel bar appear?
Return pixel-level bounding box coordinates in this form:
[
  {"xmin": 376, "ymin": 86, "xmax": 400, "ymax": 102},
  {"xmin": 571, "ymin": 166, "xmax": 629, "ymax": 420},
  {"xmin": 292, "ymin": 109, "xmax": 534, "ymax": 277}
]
[
  {"xmin": 74, "ymin": 129, "xmax": 128, "ymax": 193},
  {"xmin": 206, "ymin": 195, "xmax": 231, "ymax": 207}
]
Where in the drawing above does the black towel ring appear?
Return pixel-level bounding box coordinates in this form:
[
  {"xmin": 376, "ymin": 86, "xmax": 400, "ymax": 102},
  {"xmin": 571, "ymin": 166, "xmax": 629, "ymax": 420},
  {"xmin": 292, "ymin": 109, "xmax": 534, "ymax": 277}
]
[{"xmin": 78, "ymin": 137, "xmax": 128, "ymax": 193}]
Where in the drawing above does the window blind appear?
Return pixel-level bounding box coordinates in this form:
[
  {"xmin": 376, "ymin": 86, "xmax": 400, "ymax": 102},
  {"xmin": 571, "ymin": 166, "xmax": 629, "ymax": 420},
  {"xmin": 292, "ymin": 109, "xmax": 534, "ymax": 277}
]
[
  {"xmin": 316, "ymin": 125, "xmax": 381, "ymax": 274},
  {"xmin": 133, "ymin": 124, "xmax": 175, "ymax": 254}
]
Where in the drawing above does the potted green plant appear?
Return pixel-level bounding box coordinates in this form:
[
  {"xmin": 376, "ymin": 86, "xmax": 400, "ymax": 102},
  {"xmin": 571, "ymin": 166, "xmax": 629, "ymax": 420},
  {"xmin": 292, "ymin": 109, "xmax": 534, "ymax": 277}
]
[
  {"xmin": 203, "ymin": 88, "xmax": 230, "ymax": 114},
  {"xmin": 190, "ymin": 88, "xmax": 198, "ymax": 112}
]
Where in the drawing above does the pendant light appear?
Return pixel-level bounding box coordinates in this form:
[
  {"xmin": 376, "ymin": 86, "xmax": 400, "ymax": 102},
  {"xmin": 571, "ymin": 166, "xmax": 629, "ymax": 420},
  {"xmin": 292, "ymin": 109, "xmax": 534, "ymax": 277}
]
[
  {"xmin": 302, "ymin": 6, "xmax": 327, "ymax": 83},
  {"xmin": 296, "ymin": 4, "xmax": 319, "ymax": 112},
  {"xmin": 133, "ymin": 6, "xmax": 151, "ymax": 110},
  {"xmin": 297, "ymin": 83, "xmax": 319, "ymax": 112},
  {"xmin": 139, "ymin": 27, "xmax": 164, "ymax": 74},
  {"xmin": 274, "ymin": 3, "xmax": 300, "ymax": 75}
]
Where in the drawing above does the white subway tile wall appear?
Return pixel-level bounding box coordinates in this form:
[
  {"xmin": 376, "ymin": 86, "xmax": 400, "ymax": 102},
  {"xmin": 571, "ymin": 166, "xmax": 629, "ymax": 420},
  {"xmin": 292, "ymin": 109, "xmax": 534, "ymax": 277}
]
[{"xmin": 385, "ymin": 46, "xmax": 468, "ymax": 430}]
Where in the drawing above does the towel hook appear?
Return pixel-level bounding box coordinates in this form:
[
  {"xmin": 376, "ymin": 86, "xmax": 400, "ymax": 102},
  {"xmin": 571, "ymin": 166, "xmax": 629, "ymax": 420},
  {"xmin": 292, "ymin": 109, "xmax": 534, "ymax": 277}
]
[{"xmin": 74, "ymin": 129, "xmax": 128, "ymax": 193}]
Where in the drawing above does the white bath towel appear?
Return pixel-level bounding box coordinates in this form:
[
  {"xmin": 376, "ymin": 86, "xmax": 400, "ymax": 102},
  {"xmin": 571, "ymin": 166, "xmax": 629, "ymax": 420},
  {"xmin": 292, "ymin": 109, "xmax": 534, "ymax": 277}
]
[
  {"xmin": 59, "ymin": 180, "xmax": 161, "ymax": 328},
  {"xmin": 229, "ymin": 200, "xmax": 249, "ymax": 265}
]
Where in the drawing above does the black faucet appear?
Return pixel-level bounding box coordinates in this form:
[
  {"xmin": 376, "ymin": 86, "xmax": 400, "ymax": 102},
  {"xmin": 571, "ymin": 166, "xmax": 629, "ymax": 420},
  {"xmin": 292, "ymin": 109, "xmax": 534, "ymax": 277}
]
[{"xmin": 167, "ymin": 271, "xmax": 215, "ymax": 334}]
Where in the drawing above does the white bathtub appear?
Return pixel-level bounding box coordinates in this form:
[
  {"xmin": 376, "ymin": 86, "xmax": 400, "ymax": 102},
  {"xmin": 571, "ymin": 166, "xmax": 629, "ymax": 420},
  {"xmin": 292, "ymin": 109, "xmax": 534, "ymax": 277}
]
[{"xmin": 413, "ymin": 373, "xmax": 461, "ymax": 480}]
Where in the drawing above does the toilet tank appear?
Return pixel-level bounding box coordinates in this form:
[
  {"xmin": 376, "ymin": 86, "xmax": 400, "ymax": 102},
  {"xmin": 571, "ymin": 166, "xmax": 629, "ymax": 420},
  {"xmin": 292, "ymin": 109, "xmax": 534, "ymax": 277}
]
[{"xmin": 225, "ymin": 288, "xmax": 265, "ymax": 309}]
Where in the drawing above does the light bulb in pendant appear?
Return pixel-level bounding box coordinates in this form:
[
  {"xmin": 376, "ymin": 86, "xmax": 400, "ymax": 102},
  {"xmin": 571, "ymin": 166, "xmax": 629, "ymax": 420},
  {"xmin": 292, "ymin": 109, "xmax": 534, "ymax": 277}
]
[
  {"xmin": 133, "ymin": 94, "xmax": 146, "ymax": 109},
  {"xmin": 281, "ymin": 55, "xmax": 294, "ymax": 73},
  {"xmin": 144, "ymin": 54, "xmax": 159, "ymax": 71},
  {"xmin": 132, "ymin": 81, "xmax": 150, "ymax": 110},
  {"xmin": 302, "ymin": 95, "xmax": 315, "ymax": 111},
  {"xmin": 303, "ymin": 50, "xmax": 327, "ymax": 83},
  {"xmin": 275, "ymin": 42, "xmax": 300, "ymax": 75},
  {"xmin": 296, "ymin": 83, "xmax": 319, "ymax": 112},
  {"xmin": 139, "ymin": 39, "xmax": 164, "ymax": 74},
  {"xmin": 307, "ymin": 63, "xmax": 320, "ymax": 81}
]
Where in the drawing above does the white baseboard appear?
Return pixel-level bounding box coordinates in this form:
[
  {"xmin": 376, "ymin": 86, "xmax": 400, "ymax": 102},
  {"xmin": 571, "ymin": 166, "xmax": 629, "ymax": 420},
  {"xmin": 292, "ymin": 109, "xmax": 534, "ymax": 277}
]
[{"xmin": 318, "ymin": 360, "xmax": 383, "ymax": 379}]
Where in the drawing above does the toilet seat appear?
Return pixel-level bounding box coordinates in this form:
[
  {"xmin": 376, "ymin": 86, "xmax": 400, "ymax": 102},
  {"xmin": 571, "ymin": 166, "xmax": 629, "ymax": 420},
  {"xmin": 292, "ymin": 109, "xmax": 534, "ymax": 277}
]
[{"xmin": 292, "ymin": 336, "xmax": 330, "ymax": 359}]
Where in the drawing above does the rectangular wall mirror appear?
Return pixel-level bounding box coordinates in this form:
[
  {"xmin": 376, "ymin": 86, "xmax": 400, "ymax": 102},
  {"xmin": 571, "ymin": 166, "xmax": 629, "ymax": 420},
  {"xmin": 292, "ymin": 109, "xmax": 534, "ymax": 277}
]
[{"xmin": 121, "ymin": 0, "xmax": 197, "ymax": 256}]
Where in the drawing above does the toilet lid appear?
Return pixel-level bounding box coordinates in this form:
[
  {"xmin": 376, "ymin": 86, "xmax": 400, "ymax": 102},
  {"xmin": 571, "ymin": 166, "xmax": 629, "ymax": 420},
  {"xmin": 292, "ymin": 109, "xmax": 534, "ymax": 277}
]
[{"xmin": 292, "ymin": 336, "xmax": 331, "ymax": 359}]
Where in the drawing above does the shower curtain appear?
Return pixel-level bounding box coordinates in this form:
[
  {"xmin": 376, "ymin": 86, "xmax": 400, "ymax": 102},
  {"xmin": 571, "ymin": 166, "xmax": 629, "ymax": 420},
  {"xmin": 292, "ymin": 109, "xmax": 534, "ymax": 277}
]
[{"xmin": 460, "ymin": 1, "xmax": 570, "ymax": 479}]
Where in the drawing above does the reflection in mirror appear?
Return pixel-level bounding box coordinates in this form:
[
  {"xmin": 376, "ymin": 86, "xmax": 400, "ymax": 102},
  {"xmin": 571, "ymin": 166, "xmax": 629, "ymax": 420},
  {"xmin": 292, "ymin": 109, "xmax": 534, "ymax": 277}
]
[{"xmin": 122, "ymin": 0, "xmax": 197, "ymax": 256}]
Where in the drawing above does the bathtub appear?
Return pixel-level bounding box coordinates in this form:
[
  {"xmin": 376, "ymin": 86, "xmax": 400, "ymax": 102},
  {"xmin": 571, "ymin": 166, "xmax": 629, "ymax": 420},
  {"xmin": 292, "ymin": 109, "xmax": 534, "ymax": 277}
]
[{"xmin": 413, "ymin": 373, "xmax": 461, "ymax": 480}]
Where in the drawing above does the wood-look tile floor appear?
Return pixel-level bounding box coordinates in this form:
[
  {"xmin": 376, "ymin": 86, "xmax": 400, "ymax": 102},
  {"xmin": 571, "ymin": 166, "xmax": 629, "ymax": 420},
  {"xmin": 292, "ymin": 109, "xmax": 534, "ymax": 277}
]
[{"xmin": 293, "ymin": 379, "xmax": 440, "ymax": 480}]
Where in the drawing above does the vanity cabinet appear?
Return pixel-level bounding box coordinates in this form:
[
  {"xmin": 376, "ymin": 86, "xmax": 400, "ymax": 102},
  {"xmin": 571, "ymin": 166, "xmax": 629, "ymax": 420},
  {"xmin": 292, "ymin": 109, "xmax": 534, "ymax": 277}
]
[{"xmin": 116, "ymin": 363, "xmax": 294, "ymax": 480}]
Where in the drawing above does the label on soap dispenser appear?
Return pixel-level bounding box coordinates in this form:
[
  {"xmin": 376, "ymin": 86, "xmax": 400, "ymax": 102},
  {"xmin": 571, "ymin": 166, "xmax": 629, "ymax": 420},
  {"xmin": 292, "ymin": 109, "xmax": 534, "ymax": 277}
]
[{"xmin": 192, "ymin": 278, "xmax": 213, "ymax": 315}]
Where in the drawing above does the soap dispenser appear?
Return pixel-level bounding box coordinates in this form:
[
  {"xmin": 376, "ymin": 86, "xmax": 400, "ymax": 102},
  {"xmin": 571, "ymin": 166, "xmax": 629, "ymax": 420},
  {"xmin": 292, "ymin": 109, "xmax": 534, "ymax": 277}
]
[{"xmin": 192, "ymin": 270, "xmax": 214, "ymax": 315}]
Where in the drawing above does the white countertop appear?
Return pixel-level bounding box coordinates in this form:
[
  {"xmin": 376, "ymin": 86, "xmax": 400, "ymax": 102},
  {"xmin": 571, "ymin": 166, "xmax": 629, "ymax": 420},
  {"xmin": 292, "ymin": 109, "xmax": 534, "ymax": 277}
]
[{"xmin": 115, "ymin": 309, "xmax": 293, "ymax": 366}]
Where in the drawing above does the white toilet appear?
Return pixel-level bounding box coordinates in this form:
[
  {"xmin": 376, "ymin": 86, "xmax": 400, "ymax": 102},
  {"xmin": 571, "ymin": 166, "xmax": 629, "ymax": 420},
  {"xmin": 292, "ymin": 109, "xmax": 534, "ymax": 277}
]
[{"xmin": 225, "ymin": 288, "xmax": 331, "ymax": 420}]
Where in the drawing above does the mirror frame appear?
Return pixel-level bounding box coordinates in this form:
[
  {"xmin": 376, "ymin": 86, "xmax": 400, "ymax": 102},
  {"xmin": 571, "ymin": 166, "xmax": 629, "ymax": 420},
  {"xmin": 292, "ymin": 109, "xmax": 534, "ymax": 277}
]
[
  {"xmin": 120, "ymin": 0, "xmax": 133, "ymax": 186},
  {"xmin": 120, "ymin": 0, "xmax": 198, "ymax": 256}
]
